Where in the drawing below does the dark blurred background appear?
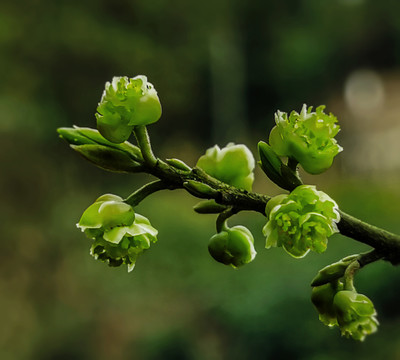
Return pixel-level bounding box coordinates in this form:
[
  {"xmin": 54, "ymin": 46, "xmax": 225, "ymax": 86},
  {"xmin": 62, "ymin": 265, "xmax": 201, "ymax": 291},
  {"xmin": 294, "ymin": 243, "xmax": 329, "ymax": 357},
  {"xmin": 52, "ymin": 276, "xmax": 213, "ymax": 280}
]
[{"xmin": 2, "ymin": 0, "xmax": 400, "ymax": 359}]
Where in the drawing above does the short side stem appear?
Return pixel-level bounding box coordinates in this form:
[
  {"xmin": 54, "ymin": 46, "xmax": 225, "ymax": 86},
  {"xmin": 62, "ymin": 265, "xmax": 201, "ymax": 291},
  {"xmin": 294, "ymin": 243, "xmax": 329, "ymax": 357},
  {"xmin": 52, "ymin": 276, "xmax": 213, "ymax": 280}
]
[
  {"xmin": 124, "ymin": 180, "xmax": 173, "ymax": 207},
  {"xmin": 134, "ymin": 125, "xmax": 157, "ymax": 167}
]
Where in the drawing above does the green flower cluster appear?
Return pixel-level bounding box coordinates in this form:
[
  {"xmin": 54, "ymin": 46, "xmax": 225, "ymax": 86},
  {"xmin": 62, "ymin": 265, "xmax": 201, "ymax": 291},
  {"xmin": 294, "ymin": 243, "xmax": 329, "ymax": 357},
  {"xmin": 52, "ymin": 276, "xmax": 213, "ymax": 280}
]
[
  {"xmin": 196, "ymin": 143, "xmax": 255, "ymax": 191},
  {"xmin": 208, "ymin": 225, "xmax": 256, "ymax": 268},
  {"xmin": 263, "ymin": 185, "xmax": 339, "ymax": 258},
  {"xmin": 269, "ymin": 104, "xmax": 342, "ymax": 174},
  {"xmin": 96, "ymin": 76, "xmax": 162, "ymax": 143},
  {"xmin": 312, "ymin": 283, "xmax": 379, "ymax": 341},
  {"xmin": 77, "ymin": 194, "xmax": 158, "ymax": 272}
]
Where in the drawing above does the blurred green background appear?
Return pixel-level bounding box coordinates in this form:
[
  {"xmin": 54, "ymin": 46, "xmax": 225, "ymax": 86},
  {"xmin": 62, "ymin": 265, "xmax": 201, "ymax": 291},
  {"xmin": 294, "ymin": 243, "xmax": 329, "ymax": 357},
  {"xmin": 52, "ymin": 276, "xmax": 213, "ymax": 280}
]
[{"xmin": 2, "ymin": 0, "xmax": 400, "ymax": 359}]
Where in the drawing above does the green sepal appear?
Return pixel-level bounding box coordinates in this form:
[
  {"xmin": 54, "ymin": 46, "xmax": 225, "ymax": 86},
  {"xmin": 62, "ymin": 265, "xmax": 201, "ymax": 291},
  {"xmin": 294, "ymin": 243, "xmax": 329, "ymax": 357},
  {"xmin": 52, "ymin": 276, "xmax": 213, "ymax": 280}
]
[
  {"xmin": 58, "ymin": 126, "xmax": 143, "ymax": 162},
  {"xmin": 311, "ymin": 255, "xmax": 359, "ymax": 287},
  {"xmin": 193, "ymin": 200, "xmax": 227, "ymax": 214},
  {"xmin": 71, "ymin": 144, "xmax": 143, "ymax": 173},
  {"xmin": 183, "ymin": 180, "xmax": 220, "ymax": 199},
  {"xmin": 165, "ymin": 158, "xmax": 192, "ymax": 172}
]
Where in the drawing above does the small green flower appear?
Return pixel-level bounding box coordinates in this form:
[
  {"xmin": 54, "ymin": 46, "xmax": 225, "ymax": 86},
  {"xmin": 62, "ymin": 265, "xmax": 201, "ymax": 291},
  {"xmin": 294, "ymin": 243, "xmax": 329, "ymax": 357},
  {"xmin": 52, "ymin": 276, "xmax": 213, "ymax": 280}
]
[
  {"xmin": 333, "ymin": 290, "xmax": 379, "ymax": 341},
  {"xmin": 263, "ymin": 185, "xmax": 339, "ymax": 258},
  {"xmin": 196, "ymin": 143, "xmax": 255, "ymax": 191},
  {"xmin": 208, "ymin": 225, "xmax": 256, "ymax": 268},
  {"xmin": 311, "ymin": 281, "xmax": 343, "ymax": 327},
  {"xmin": 96, "ymin": 76, "xmax": 162, "ymax": 143},
  {"xmin": 269, "ymin": 104, "xmax": 342, "ymax": 174},
  {"xmin": 77, "ymin": 194, "xmax": 158, "ymax": 272}
]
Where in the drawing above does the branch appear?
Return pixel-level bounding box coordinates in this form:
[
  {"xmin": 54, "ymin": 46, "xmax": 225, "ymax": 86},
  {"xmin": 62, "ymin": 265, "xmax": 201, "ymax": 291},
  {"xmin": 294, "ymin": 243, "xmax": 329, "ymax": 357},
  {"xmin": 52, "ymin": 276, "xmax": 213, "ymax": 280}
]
[{"xmin": 142, "ymin": 159, "xmax": 400, "ymax": 263}]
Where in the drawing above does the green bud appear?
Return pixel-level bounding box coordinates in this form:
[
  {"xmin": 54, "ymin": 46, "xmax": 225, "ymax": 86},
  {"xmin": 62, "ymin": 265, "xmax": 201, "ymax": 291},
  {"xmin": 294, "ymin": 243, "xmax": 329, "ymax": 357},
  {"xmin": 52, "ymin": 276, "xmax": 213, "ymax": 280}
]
[
  {"xmin": 263, "ymin": 185, "xmax": 340, "ymax": 258},
  {"xmin": 311, "ymin": 281, "xmax": 343, "ymax": 327},
  {"xmin": 57, "ymin": 127, "xmax": 97, "ymax": 145},
  {"xmin": 71, "ymin": 144, "xmax": 143, "ymax": 173},
  {"xmin": 58, "ymin": 126, "xmax": 143, "ymax": 162},
  {"xmin": 196, "ymin": 143, "xmax": 255, "ymax": 191},
  {"xmin": 183, "ymin": 180, "xmax": 220, "ymax": 199},
  {"xmin": 258, "ymin": 141, "xmax": 297, "ymax": 190},
  {"xmin": 208, "ymin": 225, "xmax": 256, "ymax": 268},
  {"xmin": 165, "ymin": 158, "xmax": 192, "ymax": 172},
  {"xmin": 269, "ymin": 104, "xmax": 343, "ymax": 174},
  {"xmin": 193, "ymin": 200, "xmax": 227, "ymax": 214},
  {"xmin": 96, "ymin": 76, "xmax": 162, "ymax": 143},
  {"xmin": 77, "ymin": 194, "xmax": 158, "ymax": 272},
  {"xmin": 333, "ymin": 290, "xmax": 379, "ymax": 341}
]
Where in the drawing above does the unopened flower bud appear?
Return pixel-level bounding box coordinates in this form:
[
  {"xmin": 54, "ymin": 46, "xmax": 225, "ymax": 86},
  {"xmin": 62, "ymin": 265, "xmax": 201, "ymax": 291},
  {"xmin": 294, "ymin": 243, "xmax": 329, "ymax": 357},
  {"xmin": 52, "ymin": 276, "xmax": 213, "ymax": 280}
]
[
  {"xmin": 333, "ymin": 290, "xmax": 379, "ymax": 341},
  {"xmin": 197, "ymin": 143, "xmax": 255, "ymax": 191},
  {"xmin": 208, "ymin": 225, "xmax": 256, "ymax": 268}
]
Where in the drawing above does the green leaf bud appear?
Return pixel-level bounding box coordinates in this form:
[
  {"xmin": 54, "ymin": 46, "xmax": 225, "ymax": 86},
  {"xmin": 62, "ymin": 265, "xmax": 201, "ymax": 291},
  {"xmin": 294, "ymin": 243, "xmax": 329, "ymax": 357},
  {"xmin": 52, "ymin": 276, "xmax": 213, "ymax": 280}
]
[
  {"xmin": 183, "ymin": 180, "xmax": 220, "ymax": 199},
  {"xmin": 77, "ymin": 195, "xmax": 157, "ymax": 272},
  {"xmin": 263, "ymin": 185, "xmax": 340, "ymax": 258},
  {"xmin": 258, "ymin": 141, "xmax": 290, "ymax": 190},
  {"xmin": 193, "ymin": 200, "xmax": 227, "ymax": 214},
  {"xmin": 311, "ymin": 281, "xmax": 343, "ymax": 327},
  {"xmin": 269, "ymin": 104, "xmax": 343, "ymax": 174},
  {"xmin": 58, "ymin": 126, "xmax": 143, "ymax": 162},
  {"xmin": 71, "ymin": 144, "xmax": 143, "ymax": 173},
  {"xmin": 96, "ymin": 76, "xmax": 162, "ymax": 143},
  {"xmin": 333, "ymin": 290, "xmax": 379, "ymax": 341},
  {"xmin": 165, "ymin": 158, "xmax": 192, "ymax": 172},
  {"xmin": 196, "ymin": 143, "xmax": 255, "ymax": 191},
  {"xmin": 208, "ymin": 225, "xmax": 256, "ymax": 268},
  {"xmin": 311, "ymin": 255, "xmax": 359, "ymax": 287}
]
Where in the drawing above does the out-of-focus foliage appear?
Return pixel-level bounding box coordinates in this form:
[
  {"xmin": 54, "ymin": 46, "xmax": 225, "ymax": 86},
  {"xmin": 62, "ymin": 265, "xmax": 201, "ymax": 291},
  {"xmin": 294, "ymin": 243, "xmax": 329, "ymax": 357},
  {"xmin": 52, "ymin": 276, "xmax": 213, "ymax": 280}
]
[
  {"xmin": 3, "ymin": 0, "xmax": 400, "ymax": 143},
  {"xmin": 2, "ymin": 0, "xmax": 400, "ymax": 359}
]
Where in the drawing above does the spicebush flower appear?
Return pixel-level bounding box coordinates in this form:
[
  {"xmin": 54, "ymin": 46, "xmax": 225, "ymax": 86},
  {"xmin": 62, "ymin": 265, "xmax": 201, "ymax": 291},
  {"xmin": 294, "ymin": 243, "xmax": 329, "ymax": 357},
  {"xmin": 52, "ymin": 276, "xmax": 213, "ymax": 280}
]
[
  {"xmin": 77, "ymin": 194, "xmax": 158, "ymax": 272},
  {"xmin": 269, "ymin": 104, "xmax": 343, "ymax": 174},
  {"xmin": 311, "ymin": 281, "xmax": 344, "ymax": 327},
  {"xmin": 96, "ymin": 76, "xmax": 162, "ymax": 143},
  {"xmin": 263, "ymin": 185, "xmax": 340, "ymax": 258},
  {"xmin": 333, "ymin": 290, "xmax": 379, "ymax": 341},
  {"xmin": 196, "ymin": 143, "xmax": 255, "ymax": 191},
  {"xmin": 208, "ymin": 225, "xmax": 256, "ymax": 268}
]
